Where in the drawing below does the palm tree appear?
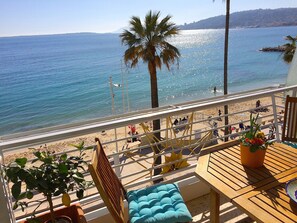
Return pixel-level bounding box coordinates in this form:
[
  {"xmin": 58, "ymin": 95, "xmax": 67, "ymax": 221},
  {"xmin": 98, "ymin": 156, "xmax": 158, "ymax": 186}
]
[
  {"xmin": 213, "ymin": 0, "xmax": 231, "ymax": 140},
  {"xmin": 223, "ymin": 0, "xmax": 231, "ymax": 141},
  {"xmin": 282, "ymin": 35, "xmax": 296, "ymax": 63},
  {"xmin": 120, "ymin": 11, "xmax": 180, "ymax": 179}
]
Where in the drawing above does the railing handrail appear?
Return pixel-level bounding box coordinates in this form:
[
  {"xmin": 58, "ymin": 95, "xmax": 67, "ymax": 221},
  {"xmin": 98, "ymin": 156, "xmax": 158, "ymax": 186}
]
[{"xmin": 1, "ymin": 84, "xmax": 296, "ymax": 151}]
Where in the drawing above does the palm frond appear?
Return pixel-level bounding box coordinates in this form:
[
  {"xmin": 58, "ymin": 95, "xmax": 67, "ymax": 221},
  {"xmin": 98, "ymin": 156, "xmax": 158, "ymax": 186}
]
[
  {"xmin": 155, "ymin": 56, "xmax": 162, "ymax": 70},
  {"xmin": 120, "ymin": 30, "xmax": 138, "ymax": 46},
  {"xmin": 145, "ymin": 11, "xmax": 160, "ymax": 40},
  {"xmin": 120, "ymin": 10, "xmax": 180, "ymax": 71},
  {"xmin": 130, "ymin": 16, "xmax": 144, "ymax": 38},
  {"xmin": 282, "ymin": 35, "xmax": 296, "ymax": 63},
  {"xmin": 160, "ymin": 42, "xmax": 180, "ymax": 70}
]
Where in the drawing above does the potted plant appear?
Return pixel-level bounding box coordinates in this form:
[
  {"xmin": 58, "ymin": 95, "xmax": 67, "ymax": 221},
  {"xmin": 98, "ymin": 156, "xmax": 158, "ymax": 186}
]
[
  {"xmin": 240, "ymin": 113, "xmax": 273, "ymax": 168},
  {"xmin": 2, "ymin": 141, "xmax": 92, "ymax": 223}
]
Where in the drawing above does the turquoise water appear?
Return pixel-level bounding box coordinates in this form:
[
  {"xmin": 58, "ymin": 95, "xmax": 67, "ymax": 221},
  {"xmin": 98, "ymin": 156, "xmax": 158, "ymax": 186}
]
[{"xmin": 0, "ymin": 26, "xmax": 295, "ymax": 135}]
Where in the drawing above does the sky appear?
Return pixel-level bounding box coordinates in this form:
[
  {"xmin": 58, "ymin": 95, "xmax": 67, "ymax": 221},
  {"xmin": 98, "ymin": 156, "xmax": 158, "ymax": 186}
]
[{"xmin": 1, "ymin": 0, "xmax": 297, "ymax": 37}]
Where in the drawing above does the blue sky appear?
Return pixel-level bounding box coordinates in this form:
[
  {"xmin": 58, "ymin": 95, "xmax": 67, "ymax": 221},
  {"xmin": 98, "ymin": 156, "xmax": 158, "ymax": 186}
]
[{"xmin": 1, "ymin": 0, "xmax": 297, "ymax": 37}]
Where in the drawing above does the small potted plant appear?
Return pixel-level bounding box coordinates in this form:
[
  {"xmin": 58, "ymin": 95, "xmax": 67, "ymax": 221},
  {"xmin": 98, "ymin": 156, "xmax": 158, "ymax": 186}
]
[
  {"xmin": 240, "ymin": 113, "xmax": 273, "ymax": 168},
  {"xmin": 2, "ymin": 141, "xmax": 92, "ymax": 223}
]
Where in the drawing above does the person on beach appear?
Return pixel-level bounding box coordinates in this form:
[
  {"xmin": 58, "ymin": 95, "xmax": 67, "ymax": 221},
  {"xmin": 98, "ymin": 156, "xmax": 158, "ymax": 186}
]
[
  {"xmin": 228, "ymin": 126, "xmax": 232, "ymax": 134},
  {"xmin": 229, "ymin": 126, "xmax": 236, "ymax": 140},
  {"xmin": 239, "ymin": 121, "xmax": 244, "ymax": 131},
  {"xmin": 213, "ymin": 122, "xmax": 219, "ymax": 137},
  {"xmin": 214, "ymin": 86, "xmax": 217, "ymax": 93},
  {"xmin": 256, "ymin": 100, "xmax": 261, "ymax": 108},
  {"xmin": 268, "ymin": 124, "xmax": 276, "ymax": 140},
  {"xmin": 173, "ymin": 118, "xmax": 178, "ymax": 125},
  {"xmin": 128, "ymin": 125, "xmax": 140, "ymax": 142}
]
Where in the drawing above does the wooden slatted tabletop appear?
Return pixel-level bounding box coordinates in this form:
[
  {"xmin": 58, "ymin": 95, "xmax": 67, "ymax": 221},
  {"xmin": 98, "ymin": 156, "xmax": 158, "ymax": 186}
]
[
  {"xmin": 195, "ymin": 141, "xmax": 297, "ymax": 223},
  {"xmin": 233, "ymin": 172, "xmax": 297, "ymax": 223}
]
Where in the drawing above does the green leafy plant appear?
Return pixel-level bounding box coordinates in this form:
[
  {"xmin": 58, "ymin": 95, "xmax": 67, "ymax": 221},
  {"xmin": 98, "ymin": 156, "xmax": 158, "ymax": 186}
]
[
  {"xmin": 240, "ymin": 113, "xmax": 273, "ymax": 152},
  {"xmin": 2, "ymin": 141, "xmax": 92, "ymax": 223}
]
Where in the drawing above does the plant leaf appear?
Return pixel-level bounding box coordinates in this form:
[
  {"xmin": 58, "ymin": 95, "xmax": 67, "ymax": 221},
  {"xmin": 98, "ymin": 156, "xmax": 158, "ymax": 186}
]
[
  {"xmin": 18, "ymin": 192, "xmax": 27, "ymax": 200},
  {"xmin": 13, "ymin": 202, "xmax": 18, "ymax": 210},
  {"xmin": 53, "ymin": 190, "xmax": 62, "ymax": 196},
  {"xmin": 43, "ymin": 157, "xmax": 52, "ymax": 164},
  {"xmin": 18, "ymin": 169, "xmax": 28, "ymax": 181},
  {"xmin": 12, "ymin": 181, "xmax": 21, "ymax": 199},
  {"xmin": 26, "ymin": 191, "xmax": 34, "ymax": 199},
  {"xmin": 58, "ymin": 163, "xmax": 68, "ymax": 174},
  {"xmin": 33, "ymin": 151, "xmax": 41, "ymax": 159},
  {"xmin": 250, "ymin": 146, "xmax": 257, "ymax": 153},
  {"xmin": 73, "ymin": 174, "xmax": 84, "ymax": 183},
  {"xmin": 61, "ymin": 153, "xmax": 67, "ymax": 161},
  {"xmin": 76, "ymin": 189, "xmax": 84, "ymax": 200},
  {"xmin": 5, "ymin": 167, "xmax": 19, "ymax": 181},
  {"xmin": 15, "ymin": 158, "xmax": 27, "ymax": 168},
  {"xmin": 37, "ymin": 180, "xmax": 49, "ymax": 190},
  {"xmin": 62, "ymin": 193, "xmax": 71, "ymax": 206},
  {"xmin": 25, "ymin": 175, "xmax": 37, "ymax": 189}
]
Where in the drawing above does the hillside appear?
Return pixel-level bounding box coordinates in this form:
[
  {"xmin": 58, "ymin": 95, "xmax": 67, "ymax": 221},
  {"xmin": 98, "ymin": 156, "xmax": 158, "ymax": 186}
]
[{"xmin": 180, "ymin": 8, "xmax": 297, "ymax": 30}]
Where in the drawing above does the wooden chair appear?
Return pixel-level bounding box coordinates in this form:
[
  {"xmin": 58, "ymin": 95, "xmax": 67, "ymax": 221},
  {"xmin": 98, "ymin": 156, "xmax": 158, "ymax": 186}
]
[
  {"xmin": 88, "ymin": 138, "xmax": 127, "ymax": 223},
  {"xmin": 88, "ymin": 138, "xmax": 192, "ymax": 223},
  {"xmin": 282, "ymin": 95, "xmax": 297, "ymax": 147}
]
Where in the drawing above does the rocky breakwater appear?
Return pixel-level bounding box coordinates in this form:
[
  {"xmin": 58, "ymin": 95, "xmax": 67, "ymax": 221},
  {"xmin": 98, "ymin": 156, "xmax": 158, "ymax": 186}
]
[{"xmin": 259, "ymin": 46, "xmax": 285, "ymax": 52}]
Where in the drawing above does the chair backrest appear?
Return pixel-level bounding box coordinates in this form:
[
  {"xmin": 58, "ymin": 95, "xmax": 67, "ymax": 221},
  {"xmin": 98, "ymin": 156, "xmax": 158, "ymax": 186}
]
[
  {"xmin": 282, "ymin": 96, "xmax": 297, "ymax": 143},
  {"xmin": 88, "ymin": 138, "xmax": 127, "ymax": 223}
]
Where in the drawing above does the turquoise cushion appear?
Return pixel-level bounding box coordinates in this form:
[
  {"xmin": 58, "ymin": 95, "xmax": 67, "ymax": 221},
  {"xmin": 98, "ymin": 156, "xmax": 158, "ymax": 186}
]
[
  {"xmin": 127, "ymin": 183, "xmax": 192, "ymax": 223},
  {"xmin": 283, "ymin": 141, "xmax": 297, "ymax": 149}
]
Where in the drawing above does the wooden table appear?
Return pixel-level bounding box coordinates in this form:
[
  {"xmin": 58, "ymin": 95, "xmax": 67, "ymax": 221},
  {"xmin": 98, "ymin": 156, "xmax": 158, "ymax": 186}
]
[{"xmin": 195, "ymin": 141, "xmax": 297, "ymax": 223}]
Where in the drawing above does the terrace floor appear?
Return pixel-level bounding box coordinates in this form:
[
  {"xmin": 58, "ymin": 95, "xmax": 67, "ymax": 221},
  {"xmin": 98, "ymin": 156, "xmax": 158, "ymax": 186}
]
[{"xmin": 186, "ymin": 193, "xmax": 256, "ymax": 223}]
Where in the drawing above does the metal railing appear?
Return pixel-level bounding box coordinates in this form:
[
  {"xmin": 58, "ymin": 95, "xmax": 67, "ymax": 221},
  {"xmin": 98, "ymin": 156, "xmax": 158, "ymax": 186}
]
[{"xmin": 1, "ymin": 84, "xmax": 297, "ymax": 222}]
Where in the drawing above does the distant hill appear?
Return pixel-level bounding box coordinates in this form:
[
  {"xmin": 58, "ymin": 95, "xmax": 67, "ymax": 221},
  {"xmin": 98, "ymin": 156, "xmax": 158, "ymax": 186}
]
[{"xmin": 180, "ymin": 8, "xmax": 297, "ymax": 30}]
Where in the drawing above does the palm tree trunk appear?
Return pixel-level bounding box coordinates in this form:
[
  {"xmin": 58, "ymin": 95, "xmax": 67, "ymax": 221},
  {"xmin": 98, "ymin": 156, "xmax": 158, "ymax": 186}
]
[
  {"xmin": 149, "ymin": 61, "xmax": 162, "ymax": 182},
  {"xmin": 224, "ymin": 0, "xmax": 230, "ymax": 141}
]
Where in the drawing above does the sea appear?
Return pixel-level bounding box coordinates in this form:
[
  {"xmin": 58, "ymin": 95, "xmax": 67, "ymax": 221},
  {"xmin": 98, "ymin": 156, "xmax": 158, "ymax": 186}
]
[{"xmin": 0, "ymin": 26, "xmax": 296, "ymax": 135}]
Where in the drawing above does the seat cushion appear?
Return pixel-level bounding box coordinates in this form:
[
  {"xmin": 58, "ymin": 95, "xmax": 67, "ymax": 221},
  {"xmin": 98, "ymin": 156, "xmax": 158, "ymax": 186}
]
[
  {"xmin": 283, "ymin": 141, "xmax": 297, "ymax": 149},
  {"xmin": 127, "ymin": 183, "xmax": 192, "ymax": 223}
]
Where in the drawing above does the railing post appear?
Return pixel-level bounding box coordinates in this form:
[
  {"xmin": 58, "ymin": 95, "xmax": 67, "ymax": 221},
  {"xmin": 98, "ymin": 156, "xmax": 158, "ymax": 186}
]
[
  {"xmin": 271, "ymin": 94, "xmax": 280, "ymax": 142},
  {"xmin": 0, "ymin": 155, "xmax": 15, "ymax": 223},
  {"xmin": 0, "ymin": 181, "xmax": 14, "ymax": 223},
  {"xmin": 113, "ymin": 152, "xmax": 121, "ymax": 178},
  {"xmin": 114, "ymin": 128, "xmax": 119, "ymax": 153}
]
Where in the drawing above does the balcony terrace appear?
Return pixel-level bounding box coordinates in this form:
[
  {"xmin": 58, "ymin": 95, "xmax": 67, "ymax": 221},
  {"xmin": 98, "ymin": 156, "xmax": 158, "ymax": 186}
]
[{"xmin": 1, "ymin": 84, "xmax": 296, "ymax": 223}]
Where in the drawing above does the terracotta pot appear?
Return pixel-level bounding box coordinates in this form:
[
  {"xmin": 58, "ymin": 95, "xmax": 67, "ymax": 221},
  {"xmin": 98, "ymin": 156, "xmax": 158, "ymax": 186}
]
[
  {"xmin": 45, "ymin": 215, "xmax": 72, "ymax": 223},
  {"xmin": 240, "ymin": 143, "xmax": 266, "ymax": 168},
  {"xmin": 21, "ymin": 204, "xmax": 86, "ymax": 223}
]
